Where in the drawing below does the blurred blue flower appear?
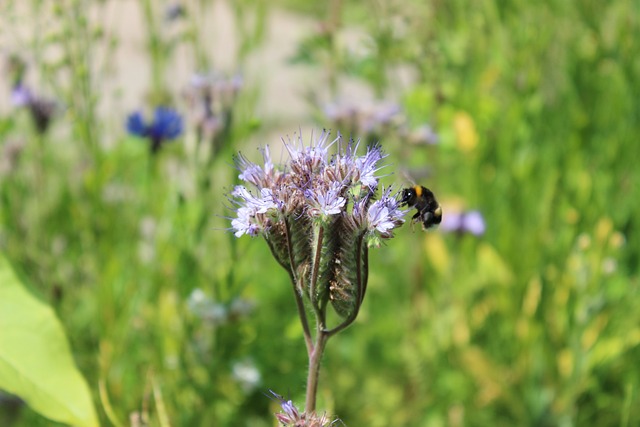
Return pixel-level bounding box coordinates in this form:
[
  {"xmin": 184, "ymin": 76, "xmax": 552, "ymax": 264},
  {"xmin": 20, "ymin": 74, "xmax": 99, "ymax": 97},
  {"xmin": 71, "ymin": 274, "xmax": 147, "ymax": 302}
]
[{"xmin": 126, "ymin": 107, "xmax": 183, "ymax": 153}]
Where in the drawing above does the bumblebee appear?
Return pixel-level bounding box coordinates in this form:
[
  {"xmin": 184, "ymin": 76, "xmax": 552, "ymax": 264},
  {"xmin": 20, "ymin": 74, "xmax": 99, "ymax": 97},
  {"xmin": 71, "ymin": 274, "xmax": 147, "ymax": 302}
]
[{"xmin": 400, "ymin": 185, "xmax": 442, "ymax": 230}]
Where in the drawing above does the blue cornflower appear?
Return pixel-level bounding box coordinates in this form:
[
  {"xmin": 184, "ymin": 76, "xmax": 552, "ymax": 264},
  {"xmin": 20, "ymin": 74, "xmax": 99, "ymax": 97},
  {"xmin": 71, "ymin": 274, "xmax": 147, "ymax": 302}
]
[{"xmin": 126, "ymin": 107, "xmax": 183, "ymax": 153}]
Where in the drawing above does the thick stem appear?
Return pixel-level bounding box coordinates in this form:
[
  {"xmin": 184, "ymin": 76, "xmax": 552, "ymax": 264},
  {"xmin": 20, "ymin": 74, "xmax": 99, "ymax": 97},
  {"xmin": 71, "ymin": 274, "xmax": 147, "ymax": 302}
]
[
  {"xmin": 294, "ymin": 276, "xmax": 314, "ymax": 355},
  {"xmin": 305, "ymin": 224, "xmax": 330, "ymax": 414},
  {"xmin": 305, "ymin": 330, "xmax": 329, "ymax": 414}
]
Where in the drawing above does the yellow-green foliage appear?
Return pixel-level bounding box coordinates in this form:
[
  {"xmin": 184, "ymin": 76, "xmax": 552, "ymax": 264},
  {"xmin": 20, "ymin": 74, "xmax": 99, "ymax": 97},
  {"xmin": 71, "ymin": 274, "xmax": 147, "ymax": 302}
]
[{"xmin": 0, "ymin": 0, "xmax": 638, "ymax": 426}]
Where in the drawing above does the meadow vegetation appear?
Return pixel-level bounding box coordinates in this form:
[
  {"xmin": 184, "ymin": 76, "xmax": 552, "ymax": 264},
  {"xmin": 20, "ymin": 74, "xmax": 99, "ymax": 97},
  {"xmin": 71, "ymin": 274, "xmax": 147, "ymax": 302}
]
[{"xmin": 1, "ymin": 0, "xmax": 639, "ymax": 425}]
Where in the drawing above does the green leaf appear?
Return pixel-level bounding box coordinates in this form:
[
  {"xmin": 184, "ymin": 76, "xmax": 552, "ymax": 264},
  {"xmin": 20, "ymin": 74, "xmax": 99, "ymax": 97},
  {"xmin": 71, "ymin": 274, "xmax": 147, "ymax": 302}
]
[{"xmin": 0, "ymin": 255, "xmax": 99, "ymax": 427}]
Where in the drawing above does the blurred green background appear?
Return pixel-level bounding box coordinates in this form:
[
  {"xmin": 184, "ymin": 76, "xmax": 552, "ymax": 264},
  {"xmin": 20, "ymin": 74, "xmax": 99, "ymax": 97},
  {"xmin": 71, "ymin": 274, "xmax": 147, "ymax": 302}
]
[{"xmin": 1, "ymin": 0, "xmax": 639, "ymax": 425}]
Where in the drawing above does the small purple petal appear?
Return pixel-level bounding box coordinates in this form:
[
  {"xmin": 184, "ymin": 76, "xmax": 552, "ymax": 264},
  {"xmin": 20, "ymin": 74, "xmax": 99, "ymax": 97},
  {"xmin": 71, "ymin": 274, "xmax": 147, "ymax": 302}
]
[
  {"xmin": 306, "ymin": 184, "xmax": 346, "ymax": 217},
  {"xmin": 231, "ymin": 207, "xmax": 259, "ymax": 237},
  {"xmin": 441, "ymin": 209, "xmax": 485, "ymax": 236},
  {"xmin": 11, "ymin": 84, "xmax": 31, "ymax": 107},
  {"xmin": 440, "ymin": 211, "xmax": 463, "ymax": 232},
  {"xmin": 367, "ymin": 187, "xmax": 406, "ymax": 234},
  {"xmin": 237, "ymin": 154, "xmax": 264, "ymax": 186},
  {"xmin": 356, "ymin": 144, "xmax": 385, "ymax": 188},
  {"xmin": 463, "ymin": 210, "xmax": 486, "ymax": 235}
]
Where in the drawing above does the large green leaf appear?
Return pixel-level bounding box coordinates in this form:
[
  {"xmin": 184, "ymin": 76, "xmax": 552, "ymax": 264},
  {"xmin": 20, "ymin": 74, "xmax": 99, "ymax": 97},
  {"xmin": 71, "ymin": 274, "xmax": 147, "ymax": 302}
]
[{"xmin": 0, "ymin": 255, "xmax": 99, "ymax": 427}]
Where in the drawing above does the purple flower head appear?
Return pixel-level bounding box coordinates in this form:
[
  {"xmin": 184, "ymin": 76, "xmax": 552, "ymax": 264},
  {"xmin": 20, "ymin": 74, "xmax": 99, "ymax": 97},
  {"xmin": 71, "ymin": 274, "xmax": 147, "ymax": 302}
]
[
  {"xmin": 285, "ymin": 131, "xmax": 336, "ymax": 177},
  {"xmin": 441, "ymin": 209, "xmax": 486, "ymax": 236},
  {"xmin": 366, "ymin": 186, "xmax": 407, "ymax": 242},
  {"xmin": 231, "ymin": 207, "xmax": 261, "ymax": 238},
  {"xmin": 235, "ymin": 146, "xmax": 275, "ymax": 188},
  {"xmin": 232, "ymin": 186, "xmax": 277, "ymax": 214},
  {"xmin": 230, "ymin": 132, "xmax": 405, "ymax": 236},
  {"xmin": 269, "ymin": 390, "xmax": 334, "ymax": 427},
  {"xmin": 236, "ymin": 154, "xmax": 264, "ymax": 186},
  {"xmin": 306, "ymin": 182, "xmax": 346, "ymax": 218},
  {"xmin": 126, "ymin": 107, "xmax": 183, "ymax": 153},
  {"xmin": 355, "ymin": 143, "xmax": 386, "ymax": 189}
]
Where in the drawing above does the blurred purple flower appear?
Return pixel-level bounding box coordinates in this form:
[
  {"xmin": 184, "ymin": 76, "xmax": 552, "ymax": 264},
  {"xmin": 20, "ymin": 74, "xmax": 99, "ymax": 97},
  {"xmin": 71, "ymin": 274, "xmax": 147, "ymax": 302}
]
[
  {"xmin": 407, "ymin": 124, "xmax": 440, "ymax": 145},
  {"xmin": 11, "ymin": 84, "xmax": 31, "ymax": 107},
  {"xmin": 165, "ymin": 3, "xmax": 185, "ymax": 21},
  {"xmin": 183, "ymin": 72, "xmax": 242, "ymax": 154},
  {"xmin": 11, "ymin": 83, "xmax": 57, "ymax": 134},
  {"xmin": 441, "ymin": 209, "xmax": 486, "ymax": 236},
  {"xmin": 323, "ymin": 100, "xmax": 403, "ymax": 141}
]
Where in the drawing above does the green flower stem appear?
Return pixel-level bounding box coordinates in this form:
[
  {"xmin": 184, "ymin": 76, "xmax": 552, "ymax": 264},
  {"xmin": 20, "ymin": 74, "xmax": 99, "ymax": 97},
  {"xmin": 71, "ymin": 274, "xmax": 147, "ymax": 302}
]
[
  {"xmin": 141, "ymin": 0, "xmax": 165, "ymax": 102},
  {"xmin": 293, "ymin": 275, "xmax": 313, "ymax": 355},
  {"xmin": 305, "ymin": 329, "xmax": 329, "ymax": 414},
  {"xmin": 305, "ymin": 223, "xmax": 331, "ymax": 414}
]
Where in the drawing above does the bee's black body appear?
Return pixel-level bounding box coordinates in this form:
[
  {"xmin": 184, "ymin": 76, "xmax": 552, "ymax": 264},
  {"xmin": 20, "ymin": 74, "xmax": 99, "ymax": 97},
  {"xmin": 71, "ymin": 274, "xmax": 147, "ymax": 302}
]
[{"xmin": 400, "ymin": 185, "xmax": 442, "ymax": 230}]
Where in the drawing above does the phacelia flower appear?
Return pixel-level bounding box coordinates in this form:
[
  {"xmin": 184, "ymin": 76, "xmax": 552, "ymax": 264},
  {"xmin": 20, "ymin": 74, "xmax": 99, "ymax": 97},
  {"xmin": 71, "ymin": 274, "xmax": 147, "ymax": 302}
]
[
  {"xmin": 229, "ymin": 131, "xmax": 406, "ymax": 324},
  {"xmin": 323, "ymin": 100, "xmax": 403, "ymax": 145},
  {"xmin": 183, "ymin": 72, "xmax": 242, "ymax": 157},
  {"xmin": 11, "ymin": 84, "xmax": 31, "ymax": 107},
  {"xmin": 11, "ymin": 83, "xmax": 57, "ymax": 134},
  {"xmin": 441, "ymin": 209, "xmax": 486, "ymax": 236},
  {"xmin": 367, "ymin": 187, "xmax": 405, "ymax": 237},
  {"xmin": 404, "ymin": 124, "xmax": 440, "ymax": 145},
  {"xmin": 270, "ymin": 391, "xmax": 335, "ymax": 427},
  {"xmin": 165, "ymin": 3, "xmax": 185, "ymax": 21},
  {"xmin": 126, "ymin": 107, "xmax": 183, "ymax": 153}
]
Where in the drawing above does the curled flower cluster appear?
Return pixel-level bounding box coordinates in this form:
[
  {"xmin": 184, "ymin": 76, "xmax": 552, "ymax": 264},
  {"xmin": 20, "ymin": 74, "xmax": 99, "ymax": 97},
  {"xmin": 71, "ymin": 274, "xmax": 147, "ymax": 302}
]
[
  {"xmin": 231, "ymin": 132, "xmax": 404, "ymax": 240},
  {"xmin": 230, "ymin": 131, "xmax": 405, "ymax": 323}
]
